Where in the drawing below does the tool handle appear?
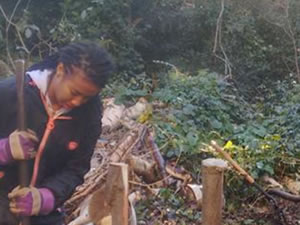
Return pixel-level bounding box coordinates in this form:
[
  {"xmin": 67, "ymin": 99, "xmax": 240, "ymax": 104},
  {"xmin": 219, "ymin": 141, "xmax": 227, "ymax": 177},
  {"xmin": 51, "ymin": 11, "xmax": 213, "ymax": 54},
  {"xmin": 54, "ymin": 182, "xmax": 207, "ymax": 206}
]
[
  {"xmin": 211, "ymin": 140, "xmax": 255, "ymax": 184},
  {"xmin": 15, "ymin": 60, "xmax": 30, "ymax": 187},
  {"xmin": 15, "ymin": 60, "xmax": 31, "ymax": 225},
  {"xmin": 15, "ymin": 60, "xmax": 26, "ymax": 131}
]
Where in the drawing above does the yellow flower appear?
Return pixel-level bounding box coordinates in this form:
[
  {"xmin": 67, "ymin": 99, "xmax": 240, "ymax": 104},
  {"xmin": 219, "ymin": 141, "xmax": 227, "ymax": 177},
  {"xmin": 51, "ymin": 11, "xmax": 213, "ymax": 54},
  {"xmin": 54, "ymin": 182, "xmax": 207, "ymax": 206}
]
[
  {"xmin": 224, "ymin": 140, "xmax": 233, "ymax": 149},
  {"xmin": 271, "ymin": 134, "xmax": 281, "ymax": 141},
  {"xmin": 261, "ymin": 144, "xmax": 271, "ymax": 150},
  {"xmin": 137, "ymin": 105, "xmax": 153, "ymax": 123}
]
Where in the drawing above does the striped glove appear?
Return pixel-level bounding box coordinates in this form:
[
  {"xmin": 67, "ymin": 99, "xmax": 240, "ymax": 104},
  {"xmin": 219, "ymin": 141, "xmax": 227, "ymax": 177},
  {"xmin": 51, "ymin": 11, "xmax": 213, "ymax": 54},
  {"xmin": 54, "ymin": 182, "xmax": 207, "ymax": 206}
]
[
  {"xmin": 8, "ymin": 186, "xmax": 55, "ymax": 216},
  {"xmin": 0, "ymin": 130, "xmax": 38, "ymax": 165}
]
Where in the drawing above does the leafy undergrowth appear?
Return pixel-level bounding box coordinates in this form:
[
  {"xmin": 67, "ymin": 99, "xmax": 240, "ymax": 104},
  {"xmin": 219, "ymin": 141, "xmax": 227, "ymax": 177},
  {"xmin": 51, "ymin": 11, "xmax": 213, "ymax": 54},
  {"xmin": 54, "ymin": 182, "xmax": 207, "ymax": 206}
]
[
  {"xmin": 135, "ymin": 188, "xmax": 201, "ymax": 225},
  {"xmin": 104, "ymin": 69, "xmax": 300, "ymax": 224}
]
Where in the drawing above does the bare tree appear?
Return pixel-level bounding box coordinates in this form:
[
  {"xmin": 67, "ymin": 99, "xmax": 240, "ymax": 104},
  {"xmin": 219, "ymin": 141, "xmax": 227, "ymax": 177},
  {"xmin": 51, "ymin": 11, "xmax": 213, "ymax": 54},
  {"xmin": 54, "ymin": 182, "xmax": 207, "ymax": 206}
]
[{"xmin": 213, "ymin": 0, "xmax": 233, "ymax": 78}]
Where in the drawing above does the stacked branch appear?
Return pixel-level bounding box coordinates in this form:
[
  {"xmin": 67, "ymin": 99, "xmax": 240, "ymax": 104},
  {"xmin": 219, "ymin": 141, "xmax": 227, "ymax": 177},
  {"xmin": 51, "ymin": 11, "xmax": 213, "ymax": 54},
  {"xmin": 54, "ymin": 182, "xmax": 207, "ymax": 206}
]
[{"xmin": 65, "ymin": 99, "xmax": 202, "ymax": 224}]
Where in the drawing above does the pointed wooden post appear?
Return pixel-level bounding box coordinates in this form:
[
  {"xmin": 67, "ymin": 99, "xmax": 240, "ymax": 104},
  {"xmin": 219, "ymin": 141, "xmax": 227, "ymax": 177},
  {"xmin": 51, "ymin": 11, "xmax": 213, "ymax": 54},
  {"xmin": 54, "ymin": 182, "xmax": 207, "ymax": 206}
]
[
  {"xmin": 104, "ymin": 162, "xmax": 129, "ymax": 225},
  {"xmin": 202, "ymin": 158, "xmax": 227, "ymax": 225}
]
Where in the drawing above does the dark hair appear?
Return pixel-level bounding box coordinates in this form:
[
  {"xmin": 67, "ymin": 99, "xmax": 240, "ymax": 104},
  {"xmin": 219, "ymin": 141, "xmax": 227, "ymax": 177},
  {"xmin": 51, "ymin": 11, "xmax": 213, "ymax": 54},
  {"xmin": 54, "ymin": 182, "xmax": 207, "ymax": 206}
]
[{"xmin": 28, "ymin": 42, "xmax": 115, "ymax": 88}]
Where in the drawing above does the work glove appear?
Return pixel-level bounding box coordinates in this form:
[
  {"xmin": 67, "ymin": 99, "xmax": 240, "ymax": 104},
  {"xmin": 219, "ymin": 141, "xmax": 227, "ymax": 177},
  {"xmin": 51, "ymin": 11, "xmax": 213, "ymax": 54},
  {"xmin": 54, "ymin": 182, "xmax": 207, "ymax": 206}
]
[
  {"xmin": 8, "ymin": 186, "xmax": 55, "ymax": 216},
  {"xmin": 0, "ymin": 129, "xmax": 39, "ymax": 165}
]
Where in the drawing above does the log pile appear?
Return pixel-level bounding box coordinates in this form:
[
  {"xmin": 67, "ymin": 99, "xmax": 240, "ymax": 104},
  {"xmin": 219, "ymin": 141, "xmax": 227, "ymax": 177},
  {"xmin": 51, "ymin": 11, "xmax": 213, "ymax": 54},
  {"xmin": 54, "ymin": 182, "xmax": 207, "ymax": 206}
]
[{"xmin": 64, "ymin": 98, "xmax": 202, "ymax": 224}]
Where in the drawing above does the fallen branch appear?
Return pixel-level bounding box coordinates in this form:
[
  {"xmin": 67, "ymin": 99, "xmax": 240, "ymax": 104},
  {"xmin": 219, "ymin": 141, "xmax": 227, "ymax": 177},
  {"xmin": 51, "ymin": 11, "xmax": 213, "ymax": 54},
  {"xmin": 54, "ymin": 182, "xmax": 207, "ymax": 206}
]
[
  {"xmin": 268, "ymin": 189, "xmax": 300, "ymax": 202},
  {"xmin": 145, "ymin": 129, "xmax": 168, "ymax": 185}
]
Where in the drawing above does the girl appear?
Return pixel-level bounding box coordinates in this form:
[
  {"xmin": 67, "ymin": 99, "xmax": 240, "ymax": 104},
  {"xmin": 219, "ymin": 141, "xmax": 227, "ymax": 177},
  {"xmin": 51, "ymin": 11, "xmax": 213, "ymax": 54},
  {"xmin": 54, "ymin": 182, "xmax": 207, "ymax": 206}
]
[{"xmin": 0, "ymin": 42, "xmax": 114, "ymax": 225}]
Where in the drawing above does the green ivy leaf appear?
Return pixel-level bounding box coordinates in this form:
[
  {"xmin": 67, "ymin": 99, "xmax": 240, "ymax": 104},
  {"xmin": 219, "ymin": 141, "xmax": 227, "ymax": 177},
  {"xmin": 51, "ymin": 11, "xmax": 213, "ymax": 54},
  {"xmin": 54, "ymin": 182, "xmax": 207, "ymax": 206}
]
[
  {"xmin": 211, "ymin": 119, "xmax": 222, "ymax": 129},
  {"xmin": 186, "ymin": 132, "xmax": 198, "ymax": 146},
  {"xmin": 251, "ymin": 126, "xmax": 266, "ymax": 137}
]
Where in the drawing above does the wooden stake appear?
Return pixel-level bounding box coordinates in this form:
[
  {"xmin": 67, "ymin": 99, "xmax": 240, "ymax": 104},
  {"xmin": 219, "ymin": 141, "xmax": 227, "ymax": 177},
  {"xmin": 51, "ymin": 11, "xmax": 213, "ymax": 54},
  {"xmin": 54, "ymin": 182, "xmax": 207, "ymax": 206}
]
[
  {"xmin": 104, "ymin": 163, "xmax": 129, "ymax": 225},
  {"xmin": 202, "ymin": 158, "xmax": 227, "ymax": 225}
]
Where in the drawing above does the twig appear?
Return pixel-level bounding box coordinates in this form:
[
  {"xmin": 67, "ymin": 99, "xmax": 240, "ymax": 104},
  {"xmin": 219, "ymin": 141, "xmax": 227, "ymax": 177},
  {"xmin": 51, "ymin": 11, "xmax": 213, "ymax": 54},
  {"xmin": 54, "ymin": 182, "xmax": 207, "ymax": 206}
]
[
  {"xmin": 65, "ymin": 172, "xmax": 107, "ymax": 206},
  {"xmin": 7, "ymin": 0, "xmax": 22, "ymax": 31}
]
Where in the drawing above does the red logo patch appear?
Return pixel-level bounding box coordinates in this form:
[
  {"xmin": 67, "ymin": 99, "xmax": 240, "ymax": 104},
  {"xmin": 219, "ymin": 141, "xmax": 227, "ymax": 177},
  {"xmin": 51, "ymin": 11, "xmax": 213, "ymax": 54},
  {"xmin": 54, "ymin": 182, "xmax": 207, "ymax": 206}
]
[
  {"xmin": 68, "ymin": 141, "xmax": 78, "ymax": 151},
  {"xmin": 0, "ymin": 171, "xmax": 5, "ymax": 179}
]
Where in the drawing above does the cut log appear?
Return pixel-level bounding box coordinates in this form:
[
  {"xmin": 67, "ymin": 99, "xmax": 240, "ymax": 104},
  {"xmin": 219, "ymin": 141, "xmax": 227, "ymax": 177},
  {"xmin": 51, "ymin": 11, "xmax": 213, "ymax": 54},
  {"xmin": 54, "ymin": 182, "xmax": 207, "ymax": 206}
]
[
  {"xmin": 101, "ymin": 97, "xmax": 151, "ymax": 132},
  {"xmin": 184, "ymin": 184, "xmax": 203, "ymax": 209},
  {"xmin": 101, "ymin": 98, "xmax": 125, "ymax": 132},
  {"xmin": 126, "ymin": 155, "xmax": 158, "ymax": 183}
]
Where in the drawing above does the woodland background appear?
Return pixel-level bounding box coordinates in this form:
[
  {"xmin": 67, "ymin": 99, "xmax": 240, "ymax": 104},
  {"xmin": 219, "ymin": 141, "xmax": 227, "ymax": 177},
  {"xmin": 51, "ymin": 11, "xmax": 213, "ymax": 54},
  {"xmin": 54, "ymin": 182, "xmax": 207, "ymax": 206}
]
[{"xmin": 1, "ymin": 0, "xmax": 300, "ymax": 224}]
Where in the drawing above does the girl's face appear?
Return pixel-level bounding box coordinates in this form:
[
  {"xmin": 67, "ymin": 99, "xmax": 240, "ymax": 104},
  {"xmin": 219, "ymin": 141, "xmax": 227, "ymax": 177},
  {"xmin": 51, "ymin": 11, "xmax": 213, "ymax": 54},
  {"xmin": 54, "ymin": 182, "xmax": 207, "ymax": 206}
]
[{"xmin": 48, "ymin": 63, "xmax": 100, "ymax": 110}]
